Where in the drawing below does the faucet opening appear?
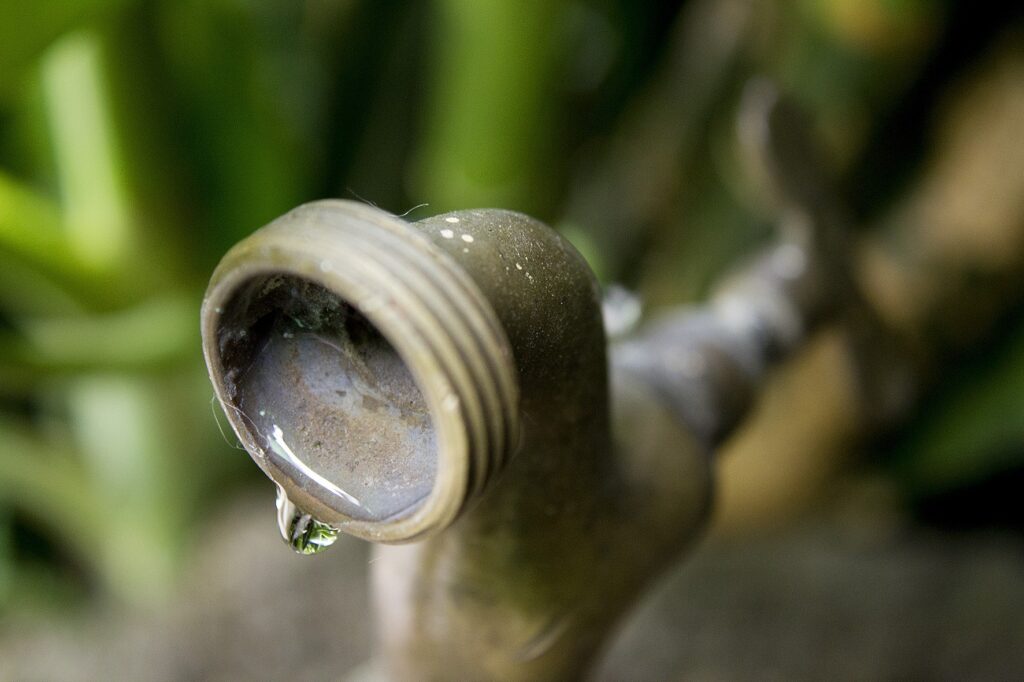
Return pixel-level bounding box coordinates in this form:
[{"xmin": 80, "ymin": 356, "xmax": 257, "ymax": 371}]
[
  {"xmin": 202, "ymin": 200, "xmax": 521, "ymax": 541},
  {"xmin": 216, "ymin": 274, "xmax": 437, "ymax": 523}
]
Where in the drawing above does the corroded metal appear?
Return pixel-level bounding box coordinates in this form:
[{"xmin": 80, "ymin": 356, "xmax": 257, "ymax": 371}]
[
  {"xmin": 201, "ymin": 201, "xmax": 715, "ymax": 678},
  {"xmin": 200, "ymin": 86, "xmax": 857, "ymax": 679}
]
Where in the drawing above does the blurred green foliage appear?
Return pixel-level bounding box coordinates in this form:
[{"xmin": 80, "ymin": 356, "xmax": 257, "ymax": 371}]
[{"xmin": 0, "ymin": 0, "xmax": 1022, "ymax": 613}]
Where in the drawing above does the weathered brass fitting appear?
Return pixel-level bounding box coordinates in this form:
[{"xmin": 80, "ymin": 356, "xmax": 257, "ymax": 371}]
[{"xmin": 202, "ymin": 196, "xmax": 833, "ymax": 678}]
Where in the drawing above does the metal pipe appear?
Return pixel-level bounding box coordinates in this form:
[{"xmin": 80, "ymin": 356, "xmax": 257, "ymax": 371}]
[{"xmin": 200, "ymin": 181, "xmax": 847, "ymax": 677}]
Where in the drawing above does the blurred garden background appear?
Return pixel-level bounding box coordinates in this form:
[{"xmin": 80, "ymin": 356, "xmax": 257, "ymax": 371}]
[{"xmin": 1, "ymin": 0, "xmax": 1024, "ymax": 679}]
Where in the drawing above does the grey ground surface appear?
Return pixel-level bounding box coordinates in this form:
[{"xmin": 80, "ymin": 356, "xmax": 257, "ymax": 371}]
[{"xmin": 2, "ymin": 491, "xmax": 1023, "ymax": 681}]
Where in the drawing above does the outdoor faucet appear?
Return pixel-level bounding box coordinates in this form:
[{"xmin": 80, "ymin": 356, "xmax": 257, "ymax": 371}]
[{"xmin": 200, "ymin": 83, "xmax": 857, "ymax": 679}]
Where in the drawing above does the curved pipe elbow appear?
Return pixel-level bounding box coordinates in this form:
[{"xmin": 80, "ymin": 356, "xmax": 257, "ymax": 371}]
[{"xmin": 201, "ymin": 200, "xmax": 712, "ymax": 678}]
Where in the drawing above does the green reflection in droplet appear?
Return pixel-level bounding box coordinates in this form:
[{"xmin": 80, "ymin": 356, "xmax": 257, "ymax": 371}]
[{"xmin": 275, "ymin": 485, "xmax": 340, "ymax": 555}]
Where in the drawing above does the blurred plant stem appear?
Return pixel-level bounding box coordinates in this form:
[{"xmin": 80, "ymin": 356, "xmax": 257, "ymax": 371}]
[
  {"xmin": 0, "ymin": 26, "xmax": 186, "ymax": 311},
  {"xmin": 0, "ymin": 172, "xmax": 103, "ymax": 304},
  {"xmin": 0, "ymin": 419, "xmax": 107, "ymax": 583},
  {"xmin": 66, "ymin": 376, "xmax": 191, "ymax": 603},
  {"xmin": 562, "ymin": 0, "xmax": 755, "ymax": 283},
  {"xmin": 0, "ymin": 22, "xmax": 219, "ymax": 605},
  {"xmin": 0, "ymin": 295, "xmax": 197, "ymax": 393},
  {"xmin": 157, "ymin": 0, "xmax": 314, "ymax": 253},
  {"xmin": 414, "ymin": 0, "xmax": 568, "ymax": 214},
  {"xmin": 42, "ymin": 32, "xmax": 133, "ymax": 273},
  {"xmin": 0, "ymin": 370, "xmax": 217, "ymax": 605},
  {"xmin": 0, "ymin": 0, "xmax": 134, "ymax": 97}
]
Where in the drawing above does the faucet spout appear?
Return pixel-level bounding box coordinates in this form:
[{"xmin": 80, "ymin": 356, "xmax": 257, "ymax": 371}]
[
  {"xmin": 198, "ymin": 80, "xmax": 865, "ymax": 679},
  {"xmin": 200, "ymin": 199, "xmax": 713, "ymax": 678},
  {"xmin": 201, "ymin": 196, "xmax": 840, "ymax": 678}
]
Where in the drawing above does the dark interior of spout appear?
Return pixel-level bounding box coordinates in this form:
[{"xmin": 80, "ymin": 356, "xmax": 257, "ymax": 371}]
[{"xmin": 215, "ymin": 274, "xmax": 437, "ymax": 522}]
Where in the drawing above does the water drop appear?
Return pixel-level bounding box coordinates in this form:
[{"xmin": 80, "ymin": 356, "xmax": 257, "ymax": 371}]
[{"xmin": 275, "ymin": 485, "xmax": 340, "ymax": 555}]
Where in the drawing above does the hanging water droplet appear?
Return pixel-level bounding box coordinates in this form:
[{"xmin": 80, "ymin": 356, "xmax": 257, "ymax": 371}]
[{"xmin": 275, "ymin": 485, "xmax": 340, "ymax": 555}]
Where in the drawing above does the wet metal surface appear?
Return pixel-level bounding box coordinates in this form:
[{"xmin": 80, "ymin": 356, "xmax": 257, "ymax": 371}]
[{"xmin": 224, "ymin": 277, "xmax": 437, "ymax": 523}]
